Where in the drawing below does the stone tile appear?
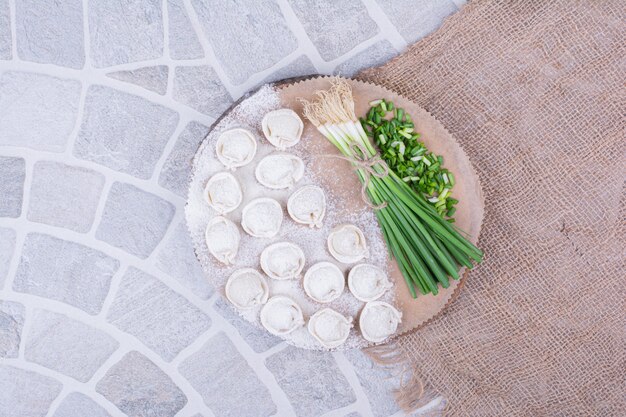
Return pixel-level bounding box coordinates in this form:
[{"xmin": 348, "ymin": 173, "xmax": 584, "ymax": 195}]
[
  {"xmin": 96, "ymin": 351, "xmax": 187, "ymax": 417},
  {"xmin": 13, "ymin": 233, "xmax": 120, "ymax": 315},
  {"xmin": 376, "ymin": 0, "xmax": 458, "ymax": 43},
  {"xmin": 0, "ymin": 157, "xmax": 24, "ymax": 218},
  {"xmin": 179, "ymin": 332, "xmax": 276, "ymax": 416},
  {"xmin": 343, "ymin": 350, "xmax": 399, "ymax": 417},
  {"xmin": 335, "ymin": 40, "xmax": 398, "ymax": 76},
  {"xmin": 16, "ymin": 0, "xmax": 84, "ymax": 68},
  {"xmin": 88, "ymin": 0, "xmax": 163, "ymax": 67},
  {"xmin": 263, "ymin": 55, "xmax": 318, "ymax": 84},
  {"xmin": 158, "ymin": 121, "xmax": 208, "ymax": 197},
  {"xmin": 0, "ymin": 72, "xmax": 81, "ymax": 152},
  {"xmin": 213, "ymin": 298, "xmax": 281, "ymax": 353},
  {"xmin": 74, "ymin": 85, "xmax": 179, "ymax": 179},
  {"xmin": 0, "ymin": 227, "xmax": 16, "ymax": 288},
  {"xmin": 0, "ymin": 365, "xmax": 62, "ymax": 417},
  {"xmin": 266, "ymin": 346, "xmax": 356, "ymax": 416},
  {"xmin": 107, "ymin": 267, "xmax": 211, "ymax": 361},
  {"xmin": 95, "ymin": 183, "xmax": 175, "ymax": 259},
  {"xmin": 0, "ymin": 301, "xmax": 24, "ymax": 358},
  {"xmin": 28, "ymin": 161, "xmax": 105, "ymax": 233},
  {"xmin": 155, "ymin": 221, "xmax": 214, "ymax": 299},
  {"xmin": 25, "ymin": 309, "xmax": 118, "ymax": 382},
  {"xmin": 173, "ymin": 66, "xmax": 232, "ymax": 117},
  {"xmin": 191, "ymin": 0, "xmax": 297, "ymax": 84},
  {"xmin": 0, "ymin": 0, "xmax": 11, "ymax": 60},
  {"xmin": 168, "ymin": 0, "xmax": 204, "ymax": 59},
  {"xmin": 54, "ymin": 392, "xmax": 111, "ymax": 417},
  {"xmin": 289, "ymin": 0, "xmax": 379, "ymax": 61},
  {"xmin": 107, "ymin": 66, "xmax": 169, "ymax": 95}
]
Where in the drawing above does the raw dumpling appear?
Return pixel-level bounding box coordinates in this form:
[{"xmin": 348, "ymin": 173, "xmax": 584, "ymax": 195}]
[
  {"xmin": 205, "ymin": 216, "xmax": 240, "ymax": 265},
  {"xmin": 327, "ymin": 224, "xmax": 368, "ymax": 263},
  {"xmin": 308, "ymin": 308, "xmax": 353, "ymax": 349},
  {"xmin": 241, "ymin": 198, "xmax": 283, "ymax": 238},
  {"xmin": 255, "ymin": 153, "xmax": 304, "ymax": 189},
  {"xmin": 204, "ymin": 172, "xmax": 243, "ymax": 214},
  {"xmin": 261, "ymin": 109, "xmax": 304, "ymax": 149},
  {"xmin": 260, "ymin": 296, "xmax": 305, "ymax": 336},
  {"xmin": 225, "ymin": 268, "xmax": 269, "ymax": 310},
  {"xmin": 216, "ymin": 128, "xmax": 257, "ymax": 170},
  {"xmin": 303, "ymin": 262, "xmax": 345, "ymax": 303},
  {"xmin": 260, "ymin": 242, "xmax": 305, "ymax": 280},
  {"xmin": 359, "ymin": 301, "xmax": 402, "ymax": 343},
  {"xmin": 348, "ymin": 264, "xmax": 392, "ymax": 302},
  {"xmin": 287, "ymin": 185, "xmax": 326, "ymax": 228}
]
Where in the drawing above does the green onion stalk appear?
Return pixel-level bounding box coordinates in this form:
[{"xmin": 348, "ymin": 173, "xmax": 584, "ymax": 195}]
[{"xmin": 299, "ymin": 78, "xmax": 483, "ymax": 298}]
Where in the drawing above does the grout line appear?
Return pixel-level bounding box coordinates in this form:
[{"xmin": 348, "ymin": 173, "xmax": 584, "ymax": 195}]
[
  {"xmin": 86, "ymin": 176, "xmax": 113, "ymax": 238},
  {"xmin": 96, "ymin": 263, "xmax": 129, "ymax": 320},
  {"xmin": 82, "ymin": 0, "xmax": 92, "ymax": 70},
  {"xmin": 450, "ymin": 0, "xmax": 467, "ymax": 10},
  {"xmin": 205, "ymin": 308, "xmax": 297, "ymax": 417},
  {"xmin": 17, "ymin": 303, "xmax": 33, "ymax": 359},
  {"xmin": 44, "ymin": 386, "xmax": 71, "ymax": 417},
  {"xmin": 0, "ymin": 226, "xmax": 25, "ymax": 295},
  {"xmin": 149, "ymin": 115, "xmax": 187, "ymax": 184},
  {"xmin": 63, "ymin": 79, "xmax": 89, "ymax": 157},
  {"xmin": 180, "ymin": 0, "xmax": 238, "ymax": 99},
  {"xmin": 8, "ymin": 0, "xmax": 16, "ymax": 58},
  {"xmin": 97, "ymin": 57, "xmax": 207, "ymax": 73},
  {"xmin": 257, "ymin": 341, "xmax": 289, "ymax": 360},
  {"xmin": 361, "ymin": 0, "xmax": 409, "ymax": 52},
  {"xmin": 162, "ymin": 0, "xmax": 176, "ymax": 97},
  {"xmin": 0, "ymin": 157, "xmax": 33, "ymax": 296},
  {"xmin": 332, "ymin": 351, "xmax": 376, "ymax": 417},
  {"xmin": 272, "ymin": 0, "xmax": 327, "ymax": 71}
]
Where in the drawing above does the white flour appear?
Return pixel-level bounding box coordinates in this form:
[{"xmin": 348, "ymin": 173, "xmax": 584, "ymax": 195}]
[{"xmin": 186, "ymin": 85, "xmax": 394, "ymax": 350}]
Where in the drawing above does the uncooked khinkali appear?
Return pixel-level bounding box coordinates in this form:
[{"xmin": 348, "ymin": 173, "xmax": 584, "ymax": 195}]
[
  {"xmin": 255, "ymin": 153, "xmax": 304, "ymax": 189},
  {"xmin": 348, "ymin": 263, "xmax": 392, "ymax": 302},
  {"xmin": 205, "ymin": 216, "xmax": 240, "ymax": 265},
  {"xmin": 307, "ymin": 308, "xmax": 353, "ymax": 349},
  {"xmin": 287, "ymin": 185, "xmax": 326, "ymax": 228},
  {"xmin": 225, "ymin": 268, "xmax": 269, "ymax": 310},
  {"xmin": 215, "ymin": 128, "xmax": 257, "ymax": 170},
  {"xmin": 241, "ymin": 198, "xmax": 283, "ymax": 238},
  {"xmin": 303, "ymin": 262, "xmax": 345, "ymax": 303},
  {"xmin": 204, "ymin": 172, "xmax": 243, "ymax": 214},
  {"xmin": 260, "ymin": 242, "xmax": 305, "ymax": 280},
  {"xmin": 260, "ymin": 296, "xmax": 304, "ymax": 336},
  {"xmin": 327, "ymin": 224, "xmax": 368, "ymax": 263},
  {"xmin": 359, "ymin": 301, "xmax": 402, "ymax": 343},
  {"xmin": 261, "ymin": 109, "xmax": 303, "ymax": 149}
]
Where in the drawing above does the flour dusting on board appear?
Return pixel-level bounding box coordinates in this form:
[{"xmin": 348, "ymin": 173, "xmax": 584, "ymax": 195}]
[{"xmin": 186, "ymin": 85, "xmax": 394, "ymax": 350}]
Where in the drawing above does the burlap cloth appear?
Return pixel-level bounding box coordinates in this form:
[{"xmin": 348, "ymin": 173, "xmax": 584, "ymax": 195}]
[{"xmin": 357, "ymin": 1, "xmax": 626, "ymax": 416}]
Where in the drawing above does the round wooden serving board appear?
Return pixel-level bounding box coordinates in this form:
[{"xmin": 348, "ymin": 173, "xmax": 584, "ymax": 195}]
[{"xmin": 187, "ymin": 76, "xmax": 484, "ymax": 348}]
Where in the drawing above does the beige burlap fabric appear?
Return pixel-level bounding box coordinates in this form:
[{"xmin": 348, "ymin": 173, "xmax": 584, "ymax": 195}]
[{"xmin": 358, "ymin": 1, "xmax": 626, "ymax": 416}]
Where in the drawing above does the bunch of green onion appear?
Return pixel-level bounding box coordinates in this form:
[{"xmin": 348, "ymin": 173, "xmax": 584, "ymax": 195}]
[
  {"xmin": 300, "ymin": 79, "xmax": 483, "ymax": 297},
  {"xmin": 362, "ymin": 100, "xmax": 458, "ymax": 220}
]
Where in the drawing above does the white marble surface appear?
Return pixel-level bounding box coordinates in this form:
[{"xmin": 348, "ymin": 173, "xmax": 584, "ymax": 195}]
[{"xmin": 0, "ymin": 1, "xmax": 464, "ymax": 416}]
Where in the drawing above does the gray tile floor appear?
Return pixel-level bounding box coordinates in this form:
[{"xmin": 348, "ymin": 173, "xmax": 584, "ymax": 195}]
[{"xmin": 0, "ymin": 1, "xmax": 464, "ymax": 416}]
